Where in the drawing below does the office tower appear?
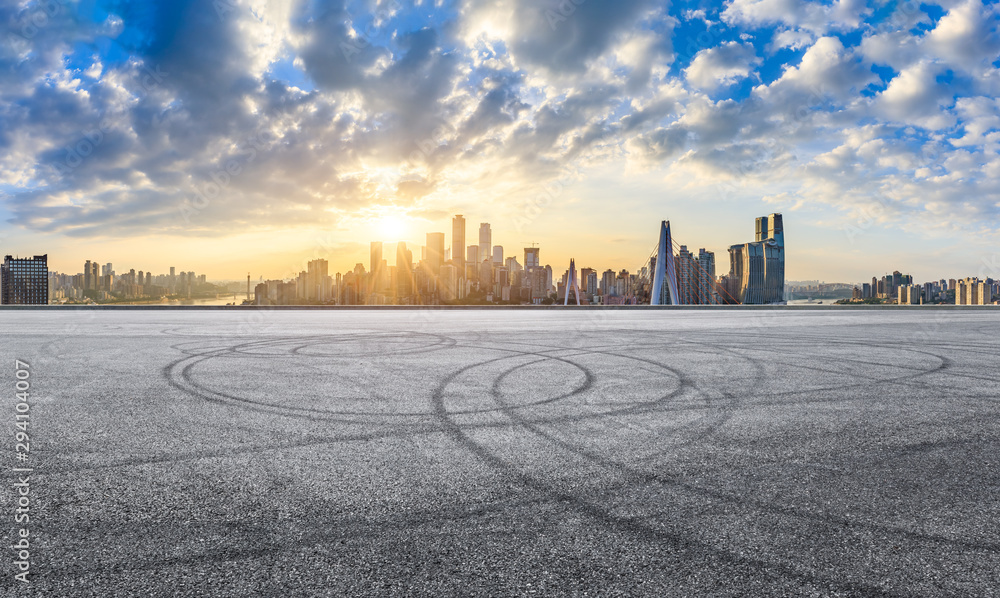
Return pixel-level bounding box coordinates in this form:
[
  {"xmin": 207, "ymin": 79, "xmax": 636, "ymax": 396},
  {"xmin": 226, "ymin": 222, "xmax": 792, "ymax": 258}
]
[
  {"xmin": 439, "ymin": 263, "xmax": 458, "ymax": 301},
  {"xmin": 426, "ymin": 232, "xmax": 445, "ymax": 278},
  {"xmin": 396, "ymin": 242, "xmax": 413, "ymax": 298},
  {"xmin": 763, "ymin": 214, "xmax": 784, "ymax": 303},
  {"xmin": 579, "ymin": 267, "xmax": 595, "ymax": 299},
  {"xmin": 479, "ymin": 258, "xmax": 492, "ymax": 290},
  {"xmin": 452, "ymin": 215, "xmax": 466, "ymax": 274},
  {"xmin": 767, "ymin": 213, "xmax": 784, "ymax": 246},
  {"xmin": 307, "ymin": 259, "xmax": 329, "ymax": 301},
  {"xmin": 586, "ymin": 271, "xmax": 598, "ymax": 297},
  {"xmin": 466, "ymin": 245, "xmax": 479, "ymax": 282},
  {"xmin": 478, "ymin": 223, "xmax": 491, "ymax": 266},
  {"xmin": 2, "ymin": 255, "xmax": 49, "ymax": 305},
  {"xmin": 696, "ymin": 249, "xmax": 717, "ymax": 304},
  {"xmin": 728, "ymin": 243, "xmax": 764, "ymax": 304},
  {"xmin": 492, "ymin": 245, "xmax": 503, "ymax": 265},
  {"xmin": 524, "ymin": 247, "xmax": 539, "ymax": 270},
  {"xmin": 728, "ymin": 214, "xmax": 784, "ymax": 304},
  {"xmin": 370, "ymin": 242, "xmax": 383, "ymax": 292},
  {"xmin": 755, "ymin": 216, "xmax": 767, "ymax": 242}
]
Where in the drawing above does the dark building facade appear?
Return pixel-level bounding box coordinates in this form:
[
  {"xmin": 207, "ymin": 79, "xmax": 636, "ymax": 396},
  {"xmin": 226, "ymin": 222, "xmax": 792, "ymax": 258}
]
[{"xmin": 2, "ymin": 254, "xmax": 49, "ymax": 305}]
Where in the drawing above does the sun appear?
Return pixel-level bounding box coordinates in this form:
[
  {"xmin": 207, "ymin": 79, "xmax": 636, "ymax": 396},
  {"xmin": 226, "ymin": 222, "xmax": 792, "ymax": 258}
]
[{"xmin": 378, "ymin": 214, "xmax": 407, "ymax": 240}]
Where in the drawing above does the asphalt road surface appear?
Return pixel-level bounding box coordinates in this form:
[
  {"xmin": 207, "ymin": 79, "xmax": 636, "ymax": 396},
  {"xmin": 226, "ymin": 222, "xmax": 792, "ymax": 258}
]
[{"xmin": 2, "ymin": 308, "xmax": 999, "ymax": 597}]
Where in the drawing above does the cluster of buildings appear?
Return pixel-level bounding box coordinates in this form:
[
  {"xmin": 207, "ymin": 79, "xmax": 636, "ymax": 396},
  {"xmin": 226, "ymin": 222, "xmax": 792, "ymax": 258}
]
[
  {"xmin": 268, "ymin": 217, "xmax": 562, "ymax": 306},
  {"xmin": 0, "ymin": 254, "xmax": 210, "ymax": 304},
  {"xmin": 1, "ymin": 214, "xmax": 787, "ymax": 306},
  {"xmin": 4, "ymin": 209, "xmax": 991, "ymax": 307},
  {"xmin": 850, "ymin": 272, "xmax": 997, "ymax": 305},
  {"xmin": 304, "ymin": 213, "xmax": 786, "ymax": 306}
]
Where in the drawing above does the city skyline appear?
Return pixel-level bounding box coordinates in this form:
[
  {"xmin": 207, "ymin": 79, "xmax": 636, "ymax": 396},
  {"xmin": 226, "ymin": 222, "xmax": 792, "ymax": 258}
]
[
  {"xmin": 1, "ymin": 1, "xmax": 998, "ymax": 283},
  {"xmin": 19, "ymin": 210, "xmax": 998, "ymax": 289}
]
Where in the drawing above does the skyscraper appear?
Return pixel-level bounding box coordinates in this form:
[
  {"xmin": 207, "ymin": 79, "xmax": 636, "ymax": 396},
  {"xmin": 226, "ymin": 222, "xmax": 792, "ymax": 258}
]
[
  {"xmin": 307, "ymin": 259, "xmax": 329, "ymax": 301},
  {"xmin": 426, "ymin": 232, "xmax": 445, "ymax": 278},
  {"xmin": 466, "ymin": 245, "xmax": 479, "ymax": 282},
  {"xmin": 492, "ymin": 245, "xmax": 503, "ymax": 265},
  {"xmin": 697, "ymin": 248, "xmax": 717, "ymax": 304},
  {"xmin": 370, "ymin": 241, "xmax": 383, "ymax": 293},
  {"xmin": 675, "ymin": 245, "xmax": 696, "ymax": 305},
  {"xmin": 396, "ymin": 242, "xmax": 413, "ymax": 299},
  {"xmin": 478, "ymin": 223, "xmax": 491, "ymax": 267},
  {"xmin": 2, "ymin": 255, "xmax": 48, "ymax": 305},
  {"xmin": 729, "ymin": 213, "xmax": 784, "ymax": 304},
  {"xmin": 452, "ymin": 215, "xmax": 466, "ymax": 275}
]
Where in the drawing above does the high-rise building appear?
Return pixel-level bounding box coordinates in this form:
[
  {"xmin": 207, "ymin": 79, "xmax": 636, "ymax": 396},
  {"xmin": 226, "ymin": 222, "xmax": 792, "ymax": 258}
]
[
  {"xmin": 466, "ymin": 245, "xmax": 479, "ymax": 283},
  {"xmin": 307, "ymin": 259, "xmax": 329, "ymax": 301},
  {"xmin": 601, "ymin": 269, "xmax": 617, "ymax": 296},
  {"xmin": 585, "ymin": 270, "xmax": 598, "ymax": 297},
  {"xmin": 675, "ymin": 245, "xmax": 696, "ymax": 305},
  {"xmin": 83, "ymin": 260, "xmax": 99, "ymax": 291},
  {"xmin": 370, "ymin": 242, "xmax": 383, "ymax": 293},
  {"xmin": 478, "ymin": 223, "xmax": 491, "ymax": 267},
  {"xmin": 396, "ymin": 242, "xmax": 413, "ymax": 299},
  {"xmin": 426, "ymin": 232, "xmax": 445, "ymax": 278},
  {"xmin": 2, "ymin": 255, "xmax": 49, "ymax": 305},
  {"xmin": 729, "ymin": 213, "xmax": 784, "ymax": 304},
  {"xmin": 452, "ymin": 215, "xmax": 466, "ymax": 275},
  {"xmin": 957, "ymin": 278, "xmax": 994, "ymax": 305},
  {"xmin": 492, "ymin": 245, "xmax": 503, "ymax": 265},
  {"xmin": 698, "ymin": 249, "xmax": 717, "ymax": 304}
]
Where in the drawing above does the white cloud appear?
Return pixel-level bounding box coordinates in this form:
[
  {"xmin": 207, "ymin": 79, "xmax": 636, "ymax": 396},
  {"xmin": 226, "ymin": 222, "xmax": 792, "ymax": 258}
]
[
  {"xmin": 684, "ymin": 42, "xmax": 761, "ymax": 90},
  {"xmin": 873, "ymin": 61, "xmax": 957, "ymax": 130},
  {"xmin": 722, "ymin": 0, "xmax": 871, "ymax": 33}
]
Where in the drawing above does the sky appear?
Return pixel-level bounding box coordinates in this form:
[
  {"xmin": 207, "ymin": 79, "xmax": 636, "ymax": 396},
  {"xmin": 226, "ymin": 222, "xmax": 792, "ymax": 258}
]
[{"xmin": 1, "ymin": 0, "xmax": 999, "ymax": 284}]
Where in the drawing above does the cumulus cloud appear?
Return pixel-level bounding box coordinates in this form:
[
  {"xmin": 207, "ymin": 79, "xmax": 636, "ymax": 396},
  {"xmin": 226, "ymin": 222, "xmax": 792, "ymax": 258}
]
[
  {"xmin": 0, "ymin": 0, "xmax": 997, "ymax": 247},
  {"xmin": 684, "ymin": 42, "xmax": 761, "ymax": 90}
]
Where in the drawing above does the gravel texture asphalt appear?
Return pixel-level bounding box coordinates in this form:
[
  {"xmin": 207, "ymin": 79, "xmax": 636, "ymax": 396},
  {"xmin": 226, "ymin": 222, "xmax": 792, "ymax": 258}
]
[{"xmin": 1, "ymin": 308, "xmax": 998, "ymax": 597}]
